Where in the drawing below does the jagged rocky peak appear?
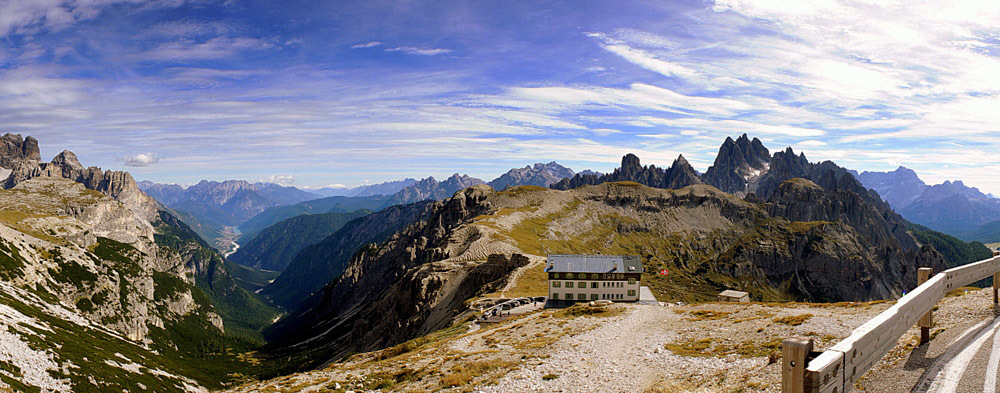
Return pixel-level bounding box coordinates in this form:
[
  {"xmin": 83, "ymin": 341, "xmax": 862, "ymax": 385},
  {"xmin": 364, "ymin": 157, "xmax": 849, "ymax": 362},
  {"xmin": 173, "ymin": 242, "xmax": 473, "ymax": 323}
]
[
  {"xmin": 0, "ymin": 133, "xmax": 41, "ymax": 169},
  {"xmin": 3, "ymin": 148, "xmax": 159, "ymax": 221},
  {"xmin": 52, "ymin": 150, "xmax": 84, "ymax": 170},
  {"xmin": 664, "ymin": 154, "xmax": 703, "ymax": 189},
  {"xmin": 487, "ymin": 161, "xmax": 575, "ymax": 190},
  {"xmin": 703, "ymin": 133, "xmax": 771, "ymax": 194}
]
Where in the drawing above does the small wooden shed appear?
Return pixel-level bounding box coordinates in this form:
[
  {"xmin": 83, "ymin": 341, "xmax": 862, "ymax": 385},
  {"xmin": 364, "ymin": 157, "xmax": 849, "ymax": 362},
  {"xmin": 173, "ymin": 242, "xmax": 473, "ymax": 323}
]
[{"xmin": 717, "ymin": 290, "xmax": 750, "ymax": 303}]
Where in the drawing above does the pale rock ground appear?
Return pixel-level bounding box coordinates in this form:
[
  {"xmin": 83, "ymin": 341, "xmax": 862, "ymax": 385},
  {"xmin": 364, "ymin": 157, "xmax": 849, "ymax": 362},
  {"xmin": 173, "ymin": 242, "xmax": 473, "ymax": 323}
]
[{"xmin": 227, "ymin": 297, "xmax": 922, "ymax": 393}]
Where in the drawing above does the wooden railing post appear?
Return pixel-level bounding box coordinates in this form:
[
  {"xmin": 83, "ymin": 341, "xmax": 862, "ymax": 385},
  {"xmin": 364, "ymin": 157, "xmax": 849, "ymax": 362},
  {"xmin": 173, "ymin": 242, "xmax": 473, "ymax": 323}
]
[
  {"xmin": 782, "ymin": 337, "xmax": 813, "ymax": 393},
  {"xmin": 994, "ymin": 272, "xmax": 999, "ymax": 305},
  {"xmin": 918, "ymin": 267, "xmax": 933, "ymax": 345}
]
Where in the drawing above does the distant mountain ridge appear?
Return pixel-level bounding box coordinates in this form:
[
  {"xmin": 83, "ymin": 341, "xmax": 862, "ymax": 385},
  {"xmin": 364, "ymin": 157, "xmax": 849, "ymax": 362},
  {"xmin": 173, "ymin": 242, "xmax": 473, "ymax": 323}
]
[
  {"xmin": 385, "ymin": 173, "xmax": 486, "ymax": 206},
  {"xmin": 309, "ymin": 178, "xmax": 418, "ymax": 197},
  {"xmin": 854, "ymin": 167, "xmax": 1000, "ymax": 238},
  {"xmin": 138, "ymin": 179, "xmax": 322, "ymax": 246},
  {"xmin": 488, "ymin": 162, "xmax": 575, "ymax": 190}
]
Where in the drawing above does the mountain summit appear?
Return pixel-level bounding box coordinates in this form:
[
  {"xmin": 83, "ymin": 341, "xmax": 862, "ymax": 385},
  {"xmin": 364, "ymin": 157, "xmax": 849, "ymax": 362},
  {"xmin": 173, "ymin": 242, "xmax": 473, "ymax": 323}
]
[
  {"xmin": 551, "ymin": 153, "xmax": 702, "ymax": 190},
  {"xmin": 702, "ymin": 133, "xmax": 770, "ymax": 194},
  {"xmin": 487, "ymin": 161, "xmax": 575, "ymax": 190}
]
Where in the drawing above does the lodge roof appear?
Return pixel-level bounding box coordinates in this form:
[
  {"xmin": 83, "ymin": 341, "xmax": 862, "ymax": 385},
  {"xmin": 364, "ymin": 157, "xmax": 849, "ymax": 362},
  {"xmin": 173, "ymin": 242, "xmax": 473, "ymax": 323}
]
[{"xmin": 545, "ymin": 254, "xmax": 643, "ymax": 274}]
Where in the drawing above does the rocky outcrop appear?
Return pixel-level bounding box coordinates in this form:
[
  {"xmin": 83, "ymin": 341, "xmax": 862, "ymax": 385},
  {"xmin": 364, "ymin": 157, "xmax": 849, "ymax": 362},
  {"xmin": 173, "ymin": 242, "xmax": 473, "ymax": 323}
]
[
  {"xmin": 263, "ymin": 186, "xmax": 502, "ymax": 367},
  {"xmin": 0, "ymin": 133, "xmax": 41, "ymax": 169},
  {"xmin": 385, "ymin": 173, "xmax": 486, "ymax": 206},
  {"xmin": 487, "ymin": 162, "xmax": 575, "ymax": 190},
  {"xmin": 4, "ymin": 150, "xmax": 161, "ymax": 221},
  {"xmin": 551, "ymin": 153, "xmax": 702, "ymax": 190},
  {"xmin": 702, "ymin": 134, "xmax": 770, "ymax": 194}
]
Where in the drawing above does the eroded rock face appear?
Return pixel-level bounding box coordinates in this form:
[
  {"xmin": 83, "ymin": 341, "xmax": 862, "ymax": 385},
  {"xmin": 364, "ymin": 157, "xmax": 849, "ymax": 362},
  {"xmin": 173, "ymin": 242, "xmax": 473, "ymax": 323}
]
[
  {"xmin": 264, "ymin": 186, "xmax": 510, "ymax": 366},
  {"xmin": 551, "ymin": 153, "xmax": 703, "ymax": 191},
  {"xmin": 703, "ymin": 134, "xmax": 770, "ymax": 194},
  {"xmin": 4, "ymin": 150, "xmax": 160, "ymax": 221},
  {"xmin": 0, "ymin": 133, "xmax": 41, "ymax": 169}
]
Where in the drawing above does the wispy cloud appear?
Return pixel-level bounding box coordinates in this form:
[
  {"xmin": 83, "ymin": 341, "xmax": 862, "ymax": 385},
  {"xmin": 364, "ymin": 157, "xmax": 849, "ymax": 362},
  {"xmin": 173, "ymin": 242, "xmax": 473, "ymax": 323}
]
[
  {"xmin": 385, "ymin": 46, "xmax": 452, "ymax": 55},
  {"xmin": 3, "ymin": 0, "xmax": 1000, "ymax": 194},
  {"xmin": 351, "ymin": 41, "xmax": 382, "ymax": 49}
]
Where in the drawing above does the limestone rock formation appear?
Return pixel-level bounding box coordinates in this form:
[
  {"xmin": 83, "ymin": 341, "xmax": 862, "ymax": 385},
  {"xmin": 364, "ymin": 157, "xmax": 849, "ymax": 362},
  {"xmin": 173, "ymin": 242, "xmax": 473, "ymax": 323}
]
[
  {"xmin": 0, "ymin": 133, "xmax": 41, "ymax": 169},
  {"xmin": 702, "ymin": 133, "xmax": 770, "ymax": 194},
  {"xmin": 551, "ymin": 153, "xmax": 702, "ymax": 190}
]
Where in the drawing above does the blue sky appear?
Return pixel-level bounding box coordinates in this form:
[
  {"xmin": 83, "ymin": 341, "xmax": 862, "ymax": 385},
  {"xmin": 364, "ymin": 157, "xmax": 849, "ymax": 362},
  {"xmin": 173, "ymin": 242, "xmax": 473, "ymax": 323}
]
[{"xmin": 2, "ymin": 0, "xmax": 1000, "ymax": 193}]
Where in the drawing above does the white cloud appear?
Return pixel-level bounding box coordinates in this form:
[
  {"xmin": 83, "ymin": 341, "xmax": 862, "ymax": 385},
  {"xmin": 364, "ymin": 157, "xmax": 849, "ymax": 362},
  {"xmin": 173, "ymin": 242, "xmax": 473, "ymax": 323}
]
[
  {"xmin": 385, "ymin": 46, "xmax": 452, "ymax": 55},
  {"xmin": 262, "ymin": 174, "xmax": 295, "ymax": 186},
  {"xmin": 121, "ymin": 152, "xmax": 160, "ymax": 166},
  {"xmin": 351, "ymin": 41, "xmax": 382, "ymax": 49}
]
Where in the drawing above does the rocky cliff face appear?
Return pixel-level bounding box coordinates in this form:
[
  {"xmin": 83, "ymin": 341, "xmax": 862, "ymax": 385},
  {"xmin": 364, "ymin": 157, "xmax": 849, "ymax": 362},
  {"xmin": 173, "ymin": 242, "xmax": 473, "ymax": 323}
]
[
  {"xmin": 0, "ymin": 133, "xmax": 40, "ymax": 169},
  {"xmin": 0, "ymin": 177, "xmax": 223, "ymax": 347},
  {"xmin": 263, "ymin": 186, "xmax": 522, "ymax": 370},
  {"xmin": 702, "ymin": 134, "xmax": 770, "ymax": 194},
  {"xmin": 551, "ymin": 153, "xmax": 702, "ymax": 190},
  {"xmin": 0, "ymin": 138, "xmax": 275, "ymax": 350},
  {"xmin": 385, "ymin": 173, "xmax": 486, "ymax": 206},
  {"xmin": 487, "ymin": 162, "xmax": 575, "ymax": 190}
]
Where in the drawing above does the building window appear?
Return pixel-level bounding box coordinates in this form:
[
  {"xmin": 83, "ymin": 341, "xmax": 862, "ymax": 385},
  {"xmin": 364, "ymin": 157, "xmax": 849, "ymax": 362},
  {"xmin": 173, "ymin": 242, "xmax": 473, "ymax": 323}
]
[
  {"xmin": 552, "ymin": 293, "xmax": 559, "ymax": 300},
  {"xmin": 628, "ymin": 290, "xmax": 636, "ymax": 297},
  {"xmin": 578, "ymin": 293, "xmax": 587, "ymax": 300},
  {"xmin": 567, "ymin": 273, "xmax": 574, "ymax": 279},
  {"xmin": 591, "ymin": 282, "xmax": 598, "ymax": 289},
  {"xmin": 578, "ymin": 282, "xmax": 586, "ymax": 288},
  {"xmin": 564, "ymin": 293, "xmax": 571, "ymax": 300},
  {"xmin": 566, "ymin": 282, "xmax": 574, "ymax": 288},
  {"xmin": 552, "ymin": 281, "xmax": 561, "ymax": 288},
  {"xmin": 590, "ymin": 273, "xmax": 599, "ymax": 279},
  {"xmin": 628, "ymin": 278, "xmax": 636, "ymax": 285},
  {"xmin": 590, "ymin": 294, "xmax": 598, "ymax": 300}
]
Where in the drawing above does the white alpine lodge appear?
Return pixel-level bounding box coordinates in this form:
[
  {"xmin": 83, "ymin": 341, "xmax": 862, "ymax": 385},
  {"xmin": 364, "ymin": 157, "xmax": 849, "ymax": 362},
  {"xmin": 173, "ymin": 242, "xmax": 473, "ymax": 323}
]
[{"xmin": 545, "ymin": 254, "xmax": 644, "ymax": 304}]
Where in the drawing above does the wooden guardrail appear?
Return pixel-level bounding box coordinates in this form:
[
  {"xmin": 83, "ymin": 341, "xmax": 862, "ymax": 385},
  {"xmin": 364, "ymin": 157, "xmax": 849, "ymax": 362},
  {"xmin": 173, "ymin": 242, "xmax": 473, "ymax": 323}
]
[{"xmin": 782, "ymin": 256, "xmax": 1000, "ymax": 393}]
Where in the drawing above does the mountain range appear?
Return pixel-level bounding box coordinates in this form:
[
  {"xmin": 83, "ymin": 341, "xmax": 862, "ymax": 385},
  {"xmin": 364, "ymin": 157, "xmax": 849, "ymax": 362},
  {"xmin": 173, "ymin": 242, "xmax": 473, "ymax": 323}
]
[
  {"xmin": 254, "ymin": 134, "xmax": 988, "ymax": 375},
  {"xmin": 307, "ymin": 178, "xmax": 418, "ymax": 197},
  {"xmin": 855, "ymin": 166, "xmax": 1000, "ymax": 241}
]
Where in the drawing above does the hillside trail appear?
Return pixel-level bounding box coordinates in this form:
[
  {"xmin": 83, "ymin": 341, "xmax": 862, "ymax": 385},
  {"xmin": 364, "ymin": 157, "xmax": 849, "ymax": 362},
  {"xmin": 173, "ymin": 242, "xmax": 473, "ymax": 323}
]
[{"xmin": 499, "ymin": 256, "xmax": 543, "ymax": 298}]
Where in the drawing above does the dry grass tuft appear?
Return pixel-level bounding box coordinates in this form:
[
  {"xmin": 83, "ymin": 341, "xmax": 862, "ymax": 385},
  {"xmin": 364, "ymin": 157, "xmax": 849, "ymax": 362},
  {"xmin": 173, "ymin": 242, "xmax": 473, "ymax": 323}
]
[
  {"xmin": 555, "ymin": 303, "xmax": 625, "ymax": 318},
  {"xmin": 773, "ymin": 313, "xmax": 813, "ymax": 326},
  {"xmin": 684, "ymin": 310, "xmax": 732, "ymax": 321}
]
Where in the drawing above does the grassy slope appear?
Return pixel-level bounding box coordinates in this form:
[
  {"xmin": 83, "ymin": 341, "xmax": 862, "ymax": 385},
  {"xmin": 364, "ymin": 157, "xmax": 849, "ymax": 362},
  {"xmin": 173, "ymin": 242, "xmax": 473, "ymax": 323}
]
[{"xmin": 475, "ymin": 195, "xmax": 794, "ymax": 303}]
